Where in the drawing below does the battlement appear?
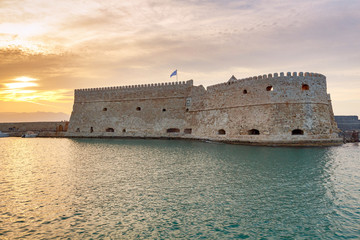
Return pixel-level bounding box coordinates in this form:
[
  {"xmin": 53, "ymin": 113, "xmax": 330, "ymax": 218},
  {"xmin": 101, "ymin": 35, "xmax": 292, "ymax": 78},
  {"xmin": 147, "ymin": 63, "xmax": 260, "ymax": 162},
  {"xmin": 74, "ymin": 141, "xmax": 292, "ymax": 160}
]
[
  {"xmin": 207, "ymin": 71, "xmax": 325, "ymax": 91},
  {"xmin": 75, "ymin": 80, "xmax": 193, "ymax": 94}
]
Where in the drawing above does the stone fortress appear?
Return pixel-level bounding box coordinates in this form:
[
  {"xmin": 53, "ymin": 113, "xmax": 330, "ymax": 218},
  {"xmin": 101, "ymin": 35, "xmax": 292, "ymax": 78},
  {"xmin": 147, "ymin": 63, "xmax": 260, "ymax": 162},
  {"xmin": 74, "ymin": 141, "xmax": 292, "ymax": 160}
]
[{"xmin": 67, "ymin": 71, "xmax": 342, "ymax": 146}]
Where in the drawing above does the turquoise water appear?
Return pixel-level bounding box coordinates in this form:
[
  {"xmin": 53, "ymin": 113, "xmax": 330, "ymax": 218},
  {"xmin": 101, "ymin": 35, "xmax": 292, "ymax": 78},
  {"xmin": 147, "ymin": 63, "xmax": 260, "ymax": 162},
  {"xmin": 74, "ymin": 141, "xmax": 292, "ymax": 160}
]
[{"xmin": 0, "ymin": 138, "xmax": 359, "ymax": 239}]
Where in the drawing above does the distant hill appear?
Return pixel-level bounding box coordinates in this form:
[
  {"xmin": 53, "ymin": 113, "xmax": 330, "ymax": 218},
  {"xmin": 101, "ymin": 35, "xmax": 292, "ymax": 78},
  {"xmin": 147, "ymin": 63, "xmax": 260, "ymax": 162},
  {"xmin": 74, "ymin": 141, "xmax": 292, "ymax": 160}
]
[{"xmin": 0, "ymin": 112, "xmax": 70, "ymax": 123}]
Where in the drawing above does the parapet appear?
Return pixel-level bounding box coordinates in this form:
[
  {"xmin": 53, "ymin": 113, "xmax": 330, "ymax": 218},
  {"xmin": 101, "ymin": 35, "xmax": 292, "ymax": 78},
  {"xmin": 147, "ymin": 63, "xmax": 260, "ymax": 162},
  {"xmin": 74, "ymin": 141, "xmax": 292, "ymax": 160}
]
[
  {"xmin": 207, "ymin": 71, "xmax": 325, "ymax": 92},
  {"xmin": 75, "ymin": 80, "xmax": 193, "ymax": 94}
]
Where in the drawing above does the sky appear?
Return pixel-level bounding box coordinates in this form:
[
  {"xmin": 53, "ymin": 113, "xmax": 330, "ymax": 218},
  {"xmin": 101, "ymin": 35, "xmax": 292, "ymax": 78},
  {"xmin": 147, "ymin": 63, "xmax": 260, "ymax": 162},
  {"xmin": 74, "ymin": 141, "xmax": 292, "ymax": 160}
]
[{"xmin": 0, "ymin": 0, "xmax": 360, "ymax": 121}]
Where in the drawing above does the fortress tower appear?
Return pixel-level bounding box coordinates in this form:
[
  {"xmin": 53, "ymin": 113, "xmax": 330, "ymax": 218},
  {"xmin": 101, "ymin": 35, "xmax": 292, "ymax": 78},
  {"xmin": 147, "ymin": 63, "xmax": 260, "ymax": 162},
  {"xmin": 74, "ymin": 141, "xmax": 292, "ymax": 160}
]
[{"xmin": 67, "ymin": 72, "xmax": 342, "ymax": 146}]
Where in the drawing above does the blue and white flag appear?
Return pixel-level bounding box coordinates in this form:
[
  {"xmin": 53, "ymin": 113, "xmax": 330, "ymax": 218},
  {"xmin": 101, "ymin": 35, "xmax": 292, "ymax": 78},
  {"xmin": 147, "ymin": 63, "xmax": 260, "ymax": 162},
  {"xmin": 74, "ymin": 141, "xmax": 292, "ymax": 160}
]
[{"xmin": 170, "ymin": 70, "xmax": 177, "ymax": 78}]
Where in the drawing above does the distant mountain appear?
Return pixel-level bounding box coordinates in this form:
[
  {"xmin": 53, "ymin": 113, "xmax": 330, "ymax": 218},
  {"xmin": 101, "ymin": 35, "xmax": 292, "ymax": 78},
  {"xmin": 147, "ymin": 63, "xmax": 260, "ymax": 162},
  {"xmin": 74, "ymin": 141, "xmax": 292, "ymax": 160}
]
[{"xmin": 0, "ymin": 112, "xmax": 70, "ymax": 123}]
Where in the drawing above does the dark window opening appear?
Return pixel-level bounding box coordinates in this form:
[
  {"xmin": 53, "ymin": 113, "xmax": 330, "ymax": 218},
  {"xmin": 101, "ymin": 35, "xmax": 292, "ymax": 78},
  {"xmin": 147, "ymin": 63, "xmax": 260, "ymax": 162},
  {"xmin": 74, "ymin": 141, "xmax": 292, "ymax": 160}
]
[
  {"xmin": 248, "ymin": 129, "xmax": 260, "ymax": 135},
  {"xmin": 184, "ymin": 128, "xmax": 192, "ymax": 134},
  {"xmin": 302, "ymin": 84, "xmax": 309, "ymax": 90},
  {"xmin": 76, "ymin": 128, "xmax": 80, "ymax": 132},
  {"xmin": 106, "ymin": 128, "xmax": 114, "ymax": 132},
  {"xmin": 167, "ymin": 128, "xmax": 180, "ymax": 133},
  {"xmin": 122, "ymin": 129, "xmax": 126, "ymax": 133},
  {"xmin": 90, "ymin": 127, "xmax": 93, "ymax": 133},
  {"xmin": 136, "ymin": 107, "xmax": 141, "ymax": 111},
  {"xmin": 218, "ymin": 129, "xmax": 226, "ymax": 135},
  {"xmin": 243, "ymin": 89, "xmax": 247, "ymax": 94},
  {"xmin": 266, "ymin": 86, "xmax": 273, "ymax": 91},
  {"xmin": 186, "ymin": 108, "xmax": 189, "ymax": 112},
  {"xmin": 292, "ymin": 129, "xmax": 304, "ymax": 135},
  {"xmin": 58, "ymin": 125, "xmax": 63, "ymax": 132},
  {"xmin": 103, "ymin": 108, "xmax": 107, "ymax": 111},
  {"xmin": 162, "ymin": 108, "xmax": 166, "ymax": 112}
]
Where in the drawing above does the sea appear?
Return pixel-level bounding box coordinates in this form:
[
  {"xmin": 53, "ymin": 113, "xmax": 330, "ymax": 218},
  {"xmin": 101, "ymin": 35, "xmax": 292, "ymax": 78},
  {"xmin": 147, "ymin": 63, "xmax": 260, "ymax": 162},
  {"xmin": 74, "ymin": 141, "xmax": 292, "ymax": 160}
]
[{"xmin": 0, "ymin": 138, "xmax": 359, "ymax": 239}]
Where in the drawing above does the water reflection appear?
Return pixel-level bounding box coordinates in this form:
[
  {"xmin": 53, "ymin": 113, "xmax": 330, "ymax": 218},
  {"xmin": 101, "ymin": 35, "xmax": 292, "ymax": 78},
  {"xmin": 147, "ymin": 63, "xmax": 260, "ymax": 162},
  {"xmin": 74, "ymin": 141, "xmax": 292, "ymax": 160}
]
[{"xmin": 0, "ymin": 138, "xmax": 359, "ymax": 239}]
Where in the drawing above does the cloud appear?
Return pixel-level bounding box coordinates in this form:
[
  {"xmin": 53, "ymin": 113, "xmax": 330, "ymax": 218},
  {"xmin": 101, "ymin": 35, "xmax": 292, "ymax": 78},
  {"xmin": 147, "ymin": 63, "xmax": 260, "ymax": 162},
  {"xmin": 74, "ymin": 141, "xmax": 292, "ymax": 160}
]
[{"xmin": 0, "ymin": 0, "xmax": 360, "ymax": 116}]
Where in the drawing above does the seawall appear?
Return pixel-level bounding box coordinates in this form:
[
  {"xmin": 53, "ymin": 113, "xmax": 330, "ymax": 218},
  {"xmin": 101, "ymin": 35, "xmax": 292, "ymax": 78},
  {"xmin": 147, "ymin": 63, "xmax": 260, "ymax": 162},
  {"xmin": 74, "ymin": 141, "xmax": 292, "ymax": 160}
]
[{"xmin": 0, "ymin": 122, "xmax": 68, "ymax": 137}]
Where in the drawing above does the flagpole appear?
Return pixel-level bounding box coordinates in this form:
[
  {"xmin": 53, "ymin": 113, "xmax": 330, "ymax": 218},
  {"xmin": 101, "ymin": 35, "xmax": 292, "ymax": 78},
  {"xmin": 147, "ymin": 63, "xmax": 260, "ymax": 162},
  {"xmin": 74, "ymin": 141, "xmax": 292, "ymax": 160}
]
[{"xmin": 176, "ymin": 71, "xmax": 178, "ymax": 82}]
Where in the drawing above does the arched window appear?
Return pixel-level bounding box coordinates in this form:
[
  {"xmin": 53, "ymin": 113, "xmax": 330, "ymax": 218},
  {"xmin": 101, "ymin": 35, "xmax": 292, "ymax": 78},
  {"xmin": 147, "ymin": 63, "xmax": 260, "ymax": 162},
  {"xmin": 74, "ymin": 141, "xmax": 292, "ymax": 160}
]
[
  {"xmin": 186, "ymin": 108, "xmax": 189, "ymax": 112},
  {"xmin": 292, "ymin": 129, "xmax": 304, "ymax": 135},
  {"xmin": 243, "ymin": 89, "xmax": 248, "ymax": 94},
  {"xmin": 248, "ymin": 129, "xmax": 260, "ymax": 135},
  {"xmin": 218, "ymin": 129, "xmax": 226, "ymax": 135},
  {"xmin": 76, "ymin": 128, "xmax": 80, "ymax": 132},
  {"xmin": 167, "ymin": 128, "xmax": 180, "ymax": 133},
  {"xmin": 106, "ymin": 128, "xmax": 114, "ymax": 132},
  {"xmin": 162, "ymin": 108, "xmax": 166, "ymax": 112},
  {"xmin": 58, "ymin": 125, "xmax": 63, "ymax": 132},
  {"xmin": 266, "ymin": 86, "xmax": 273, "ymax": 91},
  {"xmin": 136, "ymin": 107, "xmax": 141, "ymax": 111},
  {"xmin": 103, "ymin": 108, "xmax": 107, "ymax": 111},
  {"xmin": 302, "ymin": 84, "xmax": 309, "ymax": 90},
  {"xmin": 122, "ymin": 129, "xmax": 126, "ymax": 133},
  {"xmin": 90, "ymin": 127, "xmax": 93, "ymax": 133}
]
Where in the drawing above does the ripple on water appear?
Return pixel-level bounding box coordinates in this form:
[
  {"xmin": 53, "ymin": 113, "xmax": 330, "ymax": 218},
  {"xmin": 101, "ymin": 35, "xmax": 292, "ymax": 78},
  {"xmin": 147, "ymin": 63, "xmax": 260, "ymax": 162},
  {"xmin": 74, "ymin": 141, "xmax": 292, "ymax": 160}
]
[{"xmin": 0, "ymin": 138, "xmax": 359, "ymax": 239}]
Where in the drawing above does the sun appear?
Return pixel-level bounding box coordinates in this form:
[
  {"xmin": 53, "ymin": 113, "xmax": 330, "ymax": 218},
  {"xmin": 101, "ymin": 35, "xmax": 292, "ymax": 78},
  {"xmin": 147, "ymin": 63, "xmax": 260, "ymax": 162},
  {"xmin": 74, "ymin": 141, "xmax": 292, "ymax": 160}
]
[{"xmin": 4, "ymin": 77, "xmax": 38, "ymax": 89}]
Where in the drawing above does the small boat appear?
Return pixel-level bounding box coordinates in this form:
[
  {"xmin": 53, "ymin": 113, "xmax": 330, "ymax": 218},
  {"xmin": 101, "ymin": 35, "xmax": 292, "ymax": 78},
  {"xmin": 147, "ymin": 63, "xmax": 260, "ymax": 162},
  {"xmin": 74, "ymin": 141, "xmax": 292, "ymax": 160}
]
[
  {"xmin": 21, "ymin": 131, "xmax": 38, "ymax": 138},
  {"xmin": 0, "ymin": 131, "xmax": 10, "ymax": 137}
]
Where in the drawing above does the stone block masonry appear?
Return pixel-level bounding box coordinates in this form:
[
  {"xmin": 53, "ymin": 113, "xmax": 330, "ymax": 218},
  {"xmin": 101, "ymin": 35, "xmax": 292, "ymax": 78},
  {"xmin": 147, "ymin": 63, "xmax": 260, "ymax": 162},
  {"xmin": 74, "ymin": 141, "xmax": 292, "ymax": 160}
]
[{"xmin": 67, "ymin": 72, "xmax": 342, "ymax": 146}]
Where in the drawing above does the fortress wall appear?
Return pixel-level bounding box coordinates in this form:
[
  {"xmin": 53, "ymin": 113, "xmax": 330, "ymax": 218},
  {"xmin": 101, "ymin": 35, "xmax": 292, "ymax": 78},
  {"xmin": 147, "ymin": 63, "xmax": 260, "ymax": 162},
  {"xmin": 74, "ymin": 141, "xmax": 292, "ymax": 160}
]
[
  {"xmin": 68, "ymin": 81, "xmax": 194, "ymax": 137},
  {"xmin": 67, "ymin": 71, "xmax": 342, "ymax": 145},
  {"xmin": 186, "ymin": 72, "xmax": 339, "ymax": 143},
  {"xmin": 203, "ymin": 72, "xmax": 328, "ymax": 110}
]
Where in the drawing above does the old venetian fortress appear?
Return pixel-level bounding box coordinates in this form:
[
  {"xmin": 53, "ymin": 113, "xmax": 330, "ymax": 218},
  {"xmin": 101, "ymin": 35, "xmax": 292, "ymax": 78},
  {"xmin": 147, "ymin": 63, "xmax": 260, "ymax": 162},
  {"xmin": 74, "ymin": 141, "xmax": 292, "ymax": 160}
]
[{"xmin": 67, "ymin": 71, "xmax": 342, "ymax": 146}]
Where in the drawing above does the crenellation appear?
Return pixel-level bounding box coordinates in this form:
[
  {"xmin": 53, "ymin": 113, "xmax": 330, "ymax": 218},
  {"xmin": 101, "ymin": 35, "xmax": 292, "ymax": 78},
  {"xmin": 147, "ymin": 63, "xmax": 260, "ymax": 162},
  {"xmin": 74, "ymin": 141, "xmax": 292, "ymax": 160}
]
[
  {"xmin": 280, "ymin": 72, "xmax": 284, "ymax": 77},
  {"xmin": 274, "ymin": 73, "xmax": 279, "ymax": 77},
  {"xmin": 287, "ymin": 72, "xmax": 291, "ymax": 76},
  {"xmin": 293, "ymin": 72, "xmax": 297, "ymax": 76}
]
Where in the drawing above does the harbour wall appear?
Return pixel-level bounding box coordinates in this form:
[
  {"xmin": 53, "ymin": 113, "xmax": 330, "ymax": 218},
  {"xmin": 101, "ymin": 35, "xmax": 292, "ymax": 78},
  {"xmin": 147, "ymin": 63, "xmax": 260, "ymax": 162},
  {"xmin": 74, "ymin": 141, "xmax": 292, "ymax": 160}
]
[{"xmin": 0, "ymin": 122, "xmax": 68, "ymax": 137}]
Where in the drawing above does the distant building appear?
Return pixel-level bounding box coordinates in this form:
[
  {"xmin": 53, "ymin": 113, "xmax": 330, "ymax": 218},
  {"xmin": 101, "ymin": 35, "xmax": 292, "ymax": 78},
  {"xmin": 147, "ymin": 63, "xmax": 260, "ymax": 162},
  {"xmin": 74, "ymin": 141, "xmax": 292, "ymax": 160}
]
[
  {"xmin": 334, "ymin": 116, "xmax": 360, "ymax": 142},
  {"xmin": 334, "ymin": 116, "xmax": 360, "ymax": 131}
]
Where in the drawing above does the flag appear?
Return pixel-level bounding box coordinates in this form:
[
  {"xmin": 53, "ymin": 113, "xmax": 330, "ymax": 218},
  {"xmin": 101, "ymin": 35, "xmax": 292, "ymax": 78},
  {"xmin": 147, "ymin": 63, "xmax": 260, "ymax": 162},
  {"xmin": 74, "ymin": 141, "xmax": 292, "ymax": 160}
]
[{"xmin": 170, "ymin": 70, "xmax": 177, "ymax": 78}]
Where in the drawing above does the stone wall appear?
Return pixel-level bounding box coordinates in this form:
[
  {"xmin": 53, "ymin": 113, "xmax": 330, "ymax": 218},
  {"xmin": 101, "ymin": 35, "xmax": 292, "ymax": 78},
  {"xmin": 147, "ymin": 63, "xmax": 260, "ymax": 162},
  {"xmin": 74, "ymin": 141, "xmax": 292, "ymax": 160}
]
[{"xmin": 67, "ymin": 72, "xmax": 342, "ymax": 146}]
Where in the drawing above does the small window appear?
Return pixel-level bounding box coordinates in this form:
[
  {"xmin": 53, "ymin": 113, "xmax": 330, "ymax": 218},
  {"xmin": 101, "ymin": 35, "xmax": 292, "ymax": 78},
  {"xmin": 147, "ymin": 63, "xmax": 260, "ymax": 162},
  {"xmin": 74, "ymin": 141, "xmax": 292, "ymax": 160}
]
[
  {"xmin": 167, "ymin": 128, "xmax": 180, "ymax": 133},
  {"xmin": 184, "ymin": 128, "xmax": 192, "ymax": 134},
  {"xmin": 106, "ymin": 128, "xmax": 114, "ymax": 132},
  {"xmin": 248, "ymin": 129, "xmax": 260, "ymax": 135},
  {"xmin": 122, "ymin": 129, "xmax": 126, "ymax": 133},
  {"xmin": 162, "ymin": 108, "xmax": 166, "ymax": 112},
  {"xmin": 292, "ymin": 129, "xmax": 304, "ymax": 135},
  {"xmin": 76, "ymin": 128, "xmax": 80, "ymax": 132},
  {"xmin": 243, "ymin": 89, "xmax": 247, "ymax": 94},
  {"xmin": 302, "ymin": 84, "xmax": 309, "ymax": 90},
  {"xmin": 90, "ymin": 127, "xmax": 93, "ymax": 133},
  {"xmin": 103, "ymin": 108, "xmax": 107, "ymax": 111},
  {"xmin": 136, "ymin": 107, "xmax": 141, "ymax": 111},
  {"xmin": 266, "ymin": 86, "xmax": 273, "ymax": 91},
  {"xmin": 186, "ymin": 108, "xmax": 189, "ymax": 112},
  {"xmin": 218, "ymin": 129, "xmax": 226, "ymax": 135}
]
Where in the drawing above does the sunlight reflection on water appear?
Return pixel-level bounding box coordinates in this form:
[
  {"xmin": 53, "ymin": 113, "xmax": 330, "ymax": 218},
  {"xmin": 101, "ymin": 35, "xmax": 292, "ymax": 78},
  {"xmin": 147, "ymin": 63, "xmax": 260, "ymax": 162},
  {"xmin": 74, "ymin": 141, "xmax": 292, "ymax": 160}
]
[{"xmin": 0, "ymin": 138, "xmax": 359, "ymax": 239}]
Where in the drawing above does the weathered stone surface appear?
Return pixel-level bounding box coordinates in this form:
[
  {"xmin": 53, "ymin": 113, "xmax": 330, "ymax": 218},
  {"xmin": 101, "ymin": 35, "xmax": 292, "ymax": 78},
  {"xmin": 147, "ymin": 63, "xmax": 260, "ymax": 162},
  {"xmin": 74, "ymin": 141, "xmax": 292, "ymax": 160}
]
[{"xmin": 67, "ymin": 73, "xmax": 342, "ymax": 146}]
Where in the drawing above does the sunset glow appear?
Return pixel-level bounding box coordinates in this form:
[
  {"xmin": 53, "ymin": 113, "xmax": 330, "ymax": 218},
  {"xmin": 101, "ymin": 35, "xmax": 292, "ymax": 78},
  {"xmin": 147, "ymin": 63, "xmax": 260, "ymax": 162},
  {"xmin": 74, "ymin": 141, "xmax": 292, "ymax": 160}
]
[{"xmin": 1, "ymin": 0, "xmax": 360, "ymax": 120}]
